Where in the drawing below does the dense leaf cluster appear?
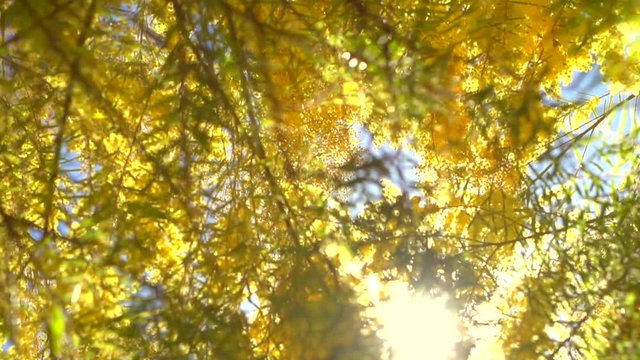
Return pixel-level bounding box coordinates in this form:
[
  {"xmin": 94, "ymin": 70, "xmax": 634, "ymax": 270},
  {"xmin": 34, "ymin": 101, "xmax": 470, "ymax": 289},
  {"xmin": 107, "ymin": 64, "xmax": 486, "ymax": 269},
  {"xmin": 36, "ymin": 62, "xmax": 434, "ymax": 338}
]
[{"xmin": 0, "ymin": 0, "xmax": 639, "ymax": 359}]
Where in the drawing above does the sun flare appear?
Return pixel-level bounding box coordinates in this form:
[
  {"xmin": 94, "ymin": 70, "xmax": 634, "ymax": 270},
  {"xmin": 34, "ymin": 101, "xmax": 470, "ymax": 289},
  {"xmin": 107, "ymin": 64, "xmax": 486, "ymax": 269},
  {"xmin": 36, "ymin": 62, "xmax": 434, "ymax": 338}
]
[{"xmin": 374, "ymin": 282, "xmax": 462, "ymax": 360}]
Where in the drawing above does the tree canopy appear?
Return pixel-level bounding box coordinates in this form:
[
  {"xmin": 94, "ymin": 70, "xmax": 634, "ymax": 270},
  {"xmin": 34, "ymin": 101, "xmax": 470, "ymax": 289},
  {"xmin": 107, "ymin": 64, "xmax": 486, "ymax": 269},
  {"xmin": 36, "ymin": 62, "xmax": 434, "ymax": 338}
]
[{"xmin": 1, "ymin": 0, "xmax": 640, "ymax": 359}]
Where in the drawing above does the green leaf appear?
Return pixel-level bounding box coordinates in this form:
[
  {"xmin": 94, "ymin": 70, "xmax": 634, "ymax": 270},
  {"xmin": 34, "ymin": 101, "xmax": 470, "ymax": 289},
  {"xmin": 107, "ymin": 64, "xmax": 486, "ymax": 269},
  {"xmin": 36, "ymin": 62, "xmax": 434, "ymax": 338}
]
[{"xmin": 48, "ymin": 304, "xmax": 66, "ymax": 357}]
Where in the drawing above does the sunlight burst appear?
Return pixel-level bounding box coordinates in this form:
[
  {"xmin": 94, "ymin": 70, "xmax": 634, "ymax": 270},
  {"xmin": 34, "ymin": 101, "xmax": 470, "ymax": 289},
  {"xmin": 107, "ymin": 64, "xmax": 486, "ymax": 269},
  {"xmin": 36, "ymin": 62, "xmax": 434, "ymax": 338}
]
[{"xmin": 374, "ymin": 282, "xmax": 462, "ymax": 360}]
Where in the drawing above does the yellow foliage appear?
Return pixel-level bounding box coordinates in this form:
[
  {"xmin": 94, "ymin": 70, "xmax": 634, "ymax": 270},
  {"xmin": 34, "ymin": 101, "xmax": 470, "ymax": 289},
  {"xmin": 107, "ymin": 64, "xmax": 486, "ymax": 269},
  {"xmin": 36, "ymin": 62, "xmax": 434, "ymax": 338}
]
[{"xmin": 1, "ymin": 0, "xmax": 638, "ymax": 358}]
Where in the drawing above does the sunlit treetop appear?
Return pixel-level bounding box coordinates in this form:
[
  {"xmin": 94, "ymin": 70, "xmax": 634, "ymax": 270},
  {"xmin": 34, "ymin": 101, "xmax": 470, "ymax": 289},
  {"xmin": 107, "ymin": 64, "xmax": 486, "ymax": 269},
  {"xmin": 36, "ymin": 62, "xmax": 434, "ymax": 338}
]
[{"xmin": 0, "ymin": 0, "xmax": 639, "ymax": 359}]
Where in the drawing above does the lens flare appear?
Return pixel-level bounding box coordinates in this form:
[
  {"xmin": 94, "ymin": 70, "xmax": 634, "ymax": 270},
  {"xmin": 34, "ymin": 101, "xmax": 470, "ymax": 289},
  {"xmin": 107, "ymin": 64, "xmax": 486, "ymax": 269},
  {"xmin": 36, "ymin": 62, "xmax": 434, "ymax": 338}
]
[{"xmin": 374, "ymin": 282, "xmax": 462, "ymax": 360}]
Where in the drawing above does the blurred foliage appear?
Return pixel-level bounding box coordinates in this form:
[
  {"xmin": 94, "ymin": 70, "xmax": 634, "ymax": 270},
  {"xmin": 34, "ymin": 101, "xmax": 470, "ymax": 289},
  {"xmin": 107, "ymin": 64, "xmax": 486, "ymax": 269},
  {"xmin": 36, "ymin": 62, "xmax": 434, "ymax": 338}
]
[{"xmin": 0, "ymin": 0, "xmax": 639, "ymax": 359}]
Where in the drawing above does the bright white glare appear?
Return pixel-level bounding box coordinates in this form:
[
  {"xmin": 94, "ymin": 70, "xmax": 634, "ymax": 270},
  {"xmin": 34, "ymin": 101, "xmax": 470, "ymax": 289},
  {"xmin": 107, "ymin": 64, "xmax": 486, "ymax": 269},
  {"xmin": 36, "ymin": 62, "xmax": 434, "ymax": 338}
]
[{"xmin": 375, "ymin": 282, "xmax": 462, "ymax": 360}]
